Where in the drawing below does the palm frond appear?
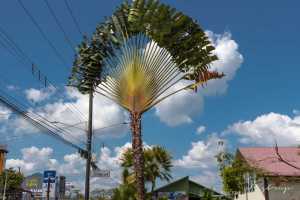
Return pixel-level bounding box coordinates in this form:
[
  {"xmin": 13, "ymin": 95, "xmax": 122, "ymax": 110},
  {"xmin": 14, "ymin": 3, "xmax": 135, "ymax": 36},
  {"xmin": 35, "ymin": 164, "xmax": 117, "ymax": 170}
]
[{"xmin": 96, "ymin": 33, "xmax": 223, "ymax": 113}]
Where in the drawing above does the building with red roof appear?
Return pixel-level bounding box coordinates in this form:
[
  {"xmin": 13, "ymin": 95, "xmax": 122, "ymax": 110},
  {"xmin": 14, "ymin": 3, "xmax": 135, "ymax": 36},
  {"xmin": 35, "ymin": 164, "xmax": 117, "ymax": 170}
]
[{"xmin": 235, "ymin": 147, "xmax": 300, "ymax": 200}]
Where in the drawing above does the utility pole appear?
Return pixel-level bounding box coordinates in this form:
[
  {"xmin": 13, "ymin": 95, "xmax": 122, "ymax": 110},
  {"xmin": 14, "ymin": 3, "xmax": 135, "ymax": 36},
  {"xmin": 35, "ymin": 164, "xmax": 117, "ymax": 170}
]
[
  {"xmin": 2, "ymin": 171, "xmax": 8, "ymax": 200},
  {"xmin": 47, "ymin": 177, "xmax": 50, "ymax": 200},
  {"xmin": 85, "ymin": 90, "xmax": 93, "ymax": 200}
]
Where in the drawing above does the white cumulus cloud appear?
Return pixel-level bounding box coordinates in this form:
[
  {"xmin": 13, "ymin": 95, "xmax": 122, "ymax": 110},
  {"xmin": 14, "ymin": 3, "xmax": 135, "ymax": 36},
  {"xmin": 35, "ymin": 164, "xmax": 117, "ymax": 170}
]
[
  {"xmin": 174, "ymin": 135, "xmax": 226, "ymax": 191},
  {"xmin": 6, "ymin": 143, "xmax": 133, "ymax": 190},
  {"xmin": 0, "ymin": 105, "xmax": 11, "ymax": 121},
  {"xmin": 174, "ymin": 134, "xmax": 223, "ymax": 169},
  {"xmin": 293, "ymin": 109, "xmax": 300, "ymax": 116},
  {"xmin": 6, "ymin": 146, "xmax": 86, "ymax": 177},
  {"xmin": 196, "ymin": 125, "xmax": 206, "ymax": 135},
  {"xmin": 154, "ymin": 31, "xmax": 243, "ymax": 126},
  {"xmin": 25, "ymin": 87, "xmax": 56, "ymax": 103},
  {"xmin": 6, "ymin": 146, "xmax": 56, "ymax": 174},
  {"xmin": 2, "ymin": 87, "xmax": 129, "ymax": 140},
  {"xmin": 227, "ymin": 112, "xmax": 300, "ymax": 145},
  {"xmin": 155, "ymin": 81, "xmax": 204, "ymax": 126},
  {"xmin": 203, "ymin": 31, "xmax": 243, "ymax": 96}
]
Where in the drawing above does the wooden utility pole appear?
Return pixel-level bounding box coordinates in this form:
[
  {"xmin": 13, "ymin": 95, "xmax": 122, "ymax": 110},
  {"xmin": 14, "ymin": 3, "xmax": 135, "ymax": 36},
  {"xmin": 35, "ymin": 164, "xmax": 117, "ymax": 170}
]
[
  {"xmin": 84, "ymin": 90, "xmax": 93, "ymax": 200},
  {"xmin": 2, "ymin": 171, "xmax": 8, "ymax": 200},
  {"xmin": 47, "ymin": 177, "xmax": 50, "ymax": 200}
]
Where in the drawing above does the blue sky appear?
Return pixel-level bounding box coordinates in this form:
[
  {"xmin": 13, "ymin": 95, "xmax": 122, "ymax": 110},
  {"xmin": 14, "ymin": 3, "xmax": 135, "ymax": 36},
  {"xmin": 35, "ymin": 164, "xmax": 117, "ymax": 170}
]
[{"xmin": 1, "ymin": 0, "xmax": 300, "ymax": 191}]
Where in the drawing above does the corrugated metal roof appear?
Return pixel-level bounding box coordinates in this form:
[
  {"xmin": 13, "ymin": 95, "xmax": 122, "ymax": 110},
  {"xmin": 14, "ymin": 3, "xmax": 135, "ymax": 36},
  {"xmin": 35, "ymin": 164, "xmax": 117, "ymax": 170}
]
[{"xmin": 239, "ymin": 147, "xmax": 300, "ymax": 176}]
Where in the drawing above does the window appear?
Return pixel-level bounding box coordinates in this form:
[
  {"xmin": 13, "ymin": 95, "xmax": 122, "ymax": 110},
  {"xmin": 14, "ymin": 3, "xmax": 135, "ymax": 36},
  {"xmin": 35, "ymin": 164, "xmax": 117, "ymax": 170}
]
[{"xmin": 244, "ymin": 172, "xmax": 256, "ymax": 193}]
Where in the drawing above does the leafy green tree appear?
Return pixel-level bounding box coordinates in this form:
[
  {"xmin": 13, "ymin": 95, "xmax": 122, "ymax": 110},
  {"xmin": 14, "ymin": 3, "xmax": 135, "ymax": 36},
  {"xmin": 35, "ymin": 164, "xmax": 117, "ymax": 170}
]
[
  {"xmin": 216, "ymin": 151, "xmax": 254, "ymax": 198},
  {"xmin": 202, "ymin": 189, "xmax": 217, "ymax": 200},
  {"xmin": 111, "ymin": 184, "xmax": 137, "ymax": 200},
  {"xmin": 121, "ymin": 146, "xmax": 173, "ymax": 193},
  {"xmin": 0, "ymin": 168, "xmax": 24, "ymax": 190},
  {"xmin": 70, "ymin": 1, "xmax": 223, "ymax": 199}
]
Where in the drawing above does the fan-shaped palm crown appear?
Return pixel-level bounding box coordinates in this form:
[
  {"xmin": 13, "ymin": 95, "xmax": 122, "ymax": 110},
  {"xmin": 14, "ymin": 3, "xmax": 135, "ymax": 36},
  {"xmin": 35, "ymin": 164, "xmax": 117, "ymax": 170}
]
[
  {"xmin": 70, "ymin": 1, "xmax": 224, "ymax": 200},
  {"xmin": 97, "ymin": 33, "xmax": 223, "ymax": 113}
]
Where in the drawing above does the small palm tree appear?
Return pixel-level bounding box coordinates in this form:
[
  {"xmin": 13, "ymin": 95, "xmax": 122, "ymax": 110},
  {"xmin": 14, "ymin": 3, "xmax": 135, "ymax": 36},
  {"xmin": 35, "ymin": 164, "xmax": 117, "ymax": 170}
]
[
  {"xmin": 121, "ymin": 146, "xmax": 172, "ymax": 193},
  {"xmin": 111, "ymin": 184, "xmax": 137, "ymax": 200},
  {"xmin": 145, "ymin": 146, "xmax": 173, "ymax": 193},
  {"xmin": 70, "ymin": 1, "xmax": 224, "ymax": 199}
]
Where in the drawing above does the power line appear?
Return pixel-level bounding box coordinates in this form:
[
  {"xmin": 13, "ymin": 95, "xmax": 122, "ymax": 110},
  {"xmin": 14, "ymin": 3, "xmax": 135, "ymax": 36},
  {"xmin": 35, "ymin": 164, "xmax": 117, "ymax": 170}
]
[
  {"xmin": 0, "ymin": 81, "xmax": 87, "ymax": 147},
  {"xmin": 0, "ymin": 34, "xmax": 27, "ymax": 66},
  {"xmin": 16, "ymin": 0, "xmax": 69, "ymax": 68},
  {"xmin": 0, "ymin": 92, "xmax": 99, "ymax": 169},
  {"xmin": 43, "ymin": 0, "xmax": 76, "ymax": 52},
  {"xmin": 93, "ymin": 122, "xmax": 129, "ymax": 135},
  {"xmin": 0, "ymin": 90, "xmax": 83, "ymax": 150},
  {"xmin": 0, "ymin": 26, "xmax": 32, "ymax": 64},
  {"xmin": 63, "ymin": 0, "xmax": 83, "ymax": 37},
  {"xmin": 0, "ymin": 25, "xmax": 88, "ymax": 122},
  {"xmin": 0, "ymin": 76, "xmax": 86, "ymax": 148}
]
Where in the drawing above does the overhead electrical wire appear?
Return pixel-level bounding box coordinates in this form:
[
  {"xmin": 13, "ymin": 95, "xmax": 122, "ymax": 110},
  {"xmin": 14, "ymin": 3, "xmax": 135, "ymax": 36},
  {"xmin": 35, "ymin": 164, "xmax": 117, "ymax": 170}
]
[
  {"xmin": 0, "ymin": 25, "xmax": 88, "ymax": 122},
  {"xmin": 43, "ymin": 0, "xmax": 76, "ymax": 52},
  {"xmin": 0, "ymin": 91, "xmax": 99, "ymax": 170},
  {"xmin": 0, "ymin": 79, "xmax": 86, "ymax": 147},
  {"xmin": 63, "ymin": 0, "xmax": 84, "ymax": 37},
  {"xmin": 0, "ymin": 90, "xmax": 83, "ymax": 150},
  {"xmin": 16, "ymin": 0, "xmax": 69, "ymax": 68},
  {"xmin": 0, "ymin": 78, "xmax": 99, "ymax": 169},
  {"xmin": 0, "ymin": 72, "xmax": 86, "ymax": 149},
  {"xmin": 0, "ymin": 26, "xmax": 32, "ymax": 64},
  {"xmin": 15, "ymin": 0, "xmax": 87, "ymax": 120},
  {"xmin": 0, "ymin": 1, "xmax": 101, "ymax": 170},
  {"xmin": 0, "ymin": 35, "xmax": 27, "ymax": 66}
]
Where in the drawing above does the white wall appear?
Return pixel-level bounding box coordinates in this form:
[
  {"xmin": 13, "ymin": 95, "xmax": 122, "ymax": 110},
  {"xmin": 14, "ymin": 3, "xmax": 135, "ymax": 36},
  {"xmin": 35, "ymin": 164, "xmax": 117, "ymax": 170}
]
[
  {"xmin": 236, "ymin": 179, "xmax": 265, "ymax": 200},
  {"xmin": 236, "ymin": 178, "xmax": 300, "ymax": 200}
]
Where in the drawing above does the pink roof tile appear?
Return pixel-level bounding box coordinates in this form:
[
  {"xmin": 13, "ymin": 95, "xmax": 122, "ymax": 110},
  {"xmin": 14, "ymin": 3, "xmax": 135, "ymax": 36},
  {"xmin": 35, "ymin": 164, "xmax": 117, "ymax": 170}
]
[{"xmin": 238, "ymin": 147, "xmax": 300, "ymax": 177}]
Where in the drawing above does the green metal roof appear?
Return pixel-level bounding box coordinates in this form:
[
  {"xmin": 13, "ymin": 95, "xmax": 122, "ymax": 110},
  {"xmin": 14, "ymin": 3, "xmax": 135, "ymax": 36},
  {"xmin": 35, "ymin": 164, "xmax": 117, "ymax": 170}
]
[{"xmin": 154, "ymin": 176, "xmax": 229, "ymax": 199}]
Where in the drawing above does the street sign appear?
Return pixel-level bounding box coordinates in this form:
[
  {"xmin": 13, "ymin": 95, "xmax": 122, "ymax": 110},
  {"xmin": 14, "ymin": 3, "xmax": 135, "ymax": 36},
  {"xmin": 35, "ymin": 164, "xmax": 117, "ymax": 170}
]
[
  {"xmin": 42, "ymin": 170, "xmax": 57, "ymax": 198},
  {"xmin": 44, "ymin": 170, "xmax": 56, "ymax": 178},
  {"xmin": 92, "ymin": 169, "xmax": 110, "ymax": 178},
  {"xmin": 43, "ymin": 170, "xmax": 56, "ymax": 183}
]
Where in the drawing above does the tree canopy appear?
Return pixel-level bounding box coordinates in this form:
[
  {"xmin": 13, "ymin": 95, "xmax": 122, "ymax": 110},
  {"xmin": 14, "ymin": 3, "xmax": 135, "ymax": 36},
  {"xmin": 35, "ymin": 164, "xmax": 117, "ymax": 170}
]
[
  {"xmin": 0, "ymin": 168, "xmax": 24, "ymax": 191},
  {"xmin": 69, "ymin": 0, "xmax": 219, "ymax": 94},
  {"xmin": 69, "ymin": 1, "xmax": 223, "ymax": 199},
  {"xmin": 120, "ymin": 146, "xmax": 173, "ymax": 192}
]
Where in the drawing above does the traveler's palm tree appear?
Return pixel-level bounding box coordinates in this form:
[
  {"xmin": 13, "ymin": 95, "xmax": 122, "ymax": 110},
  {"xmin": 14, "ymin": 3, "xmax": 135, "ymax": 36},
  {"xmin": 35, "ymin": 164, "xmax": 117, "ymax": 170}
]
[
  {"xmin": 70, "ymin": 1, "xmax": 224, "ymax": 199},
  {"xmin": 121, "ymin": 146, "xmax": 172, "ymax": 192}
]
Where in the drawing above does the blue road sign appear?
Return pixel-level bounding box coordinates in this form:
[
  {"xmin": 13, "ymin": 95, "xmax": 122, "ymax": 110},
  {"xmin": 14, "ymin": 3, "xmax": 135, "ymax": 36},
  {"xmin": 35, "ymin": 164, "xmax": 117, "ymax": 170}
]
[
  {"xmin": 44, "ymin": 170, "xmax": 56, "ymax": 178},
  {"xmin": 43, "ymin": 170, "xmax": 56, "ymax": 183},
  {"xmin": 43, "ymin": 178, "xmax": 55, "ymax": 183}
]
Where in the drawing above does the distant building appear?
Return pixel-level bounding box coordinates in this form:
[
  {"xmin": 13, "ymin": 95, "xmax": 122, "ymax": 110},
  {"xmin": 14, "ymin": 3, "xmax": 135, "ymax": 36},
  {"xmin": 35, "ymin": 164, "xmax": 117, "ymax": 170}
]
[
  {"xmin": 56, "ymin": 176, "xmax": 66, "ymax": 199},
  {"xmin": 22, "ymin": 173, "xmax": 43, "ymax": 199},
  {"xmin": 153, "ymin": 176, "xmax": 229, "ymax": 200},
  {"xmin": 236, "ymin": 147, "xmax": 300, "ymax": 200},
  {"xmin": 0, "ymin": 144, "xmax": 8, "ymax": 174},
  {"xmin": 22, "ymin": 172, "xmax": 66, "ymax": 200},
  {"xmin": 65, "ymin": 182, "xmax": 81, "ymax": 199},
  {"xmin": 91, "ymin": 188, "xmax": 114, "ymax": 199}
]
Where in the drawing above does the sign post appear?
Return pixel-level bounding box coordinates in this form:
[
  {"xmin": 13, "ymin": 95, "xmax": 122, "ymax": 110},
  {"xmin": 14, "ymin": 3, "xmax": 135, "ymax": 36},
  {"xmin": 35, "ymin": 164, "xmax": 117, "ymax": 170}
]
[
  {"xmin": 43, "ymin": 170, "xmax": 56, "ymax": 199},
  {"xmin": 91, "ymin": 169, "xmax": 110, "ymax": 178}
]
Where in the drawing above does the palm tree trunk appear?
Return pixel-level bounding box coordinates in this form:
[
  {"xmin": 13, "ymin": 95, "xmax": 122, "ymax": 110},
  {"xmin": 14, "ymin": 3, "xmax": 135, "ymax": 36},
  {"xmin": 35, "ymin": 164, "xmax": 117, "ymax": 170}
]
[{"xmin": 130, "ymin": 112, "xmax": 145, "ymax": 200}]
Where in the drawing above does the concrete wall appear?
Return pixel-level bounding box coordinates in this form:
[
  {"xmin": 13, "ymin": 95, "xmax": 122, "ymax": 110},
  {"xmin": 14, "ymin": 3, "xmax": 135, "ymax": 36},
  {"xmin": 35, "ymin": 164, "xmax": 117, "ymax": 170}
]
[
  {"xmin": 236, "ymin": 178, "xmax": 300, "ymax": 200},
  {"xmin": 236, "ymin": 179, "xmax": 265, "ymax": 200},
  {"xmin": 268, "ymin": 180, "xmax": 300, "ymax": 200}
]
